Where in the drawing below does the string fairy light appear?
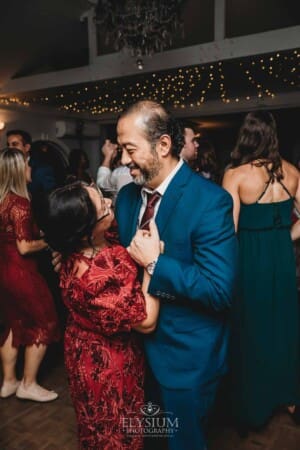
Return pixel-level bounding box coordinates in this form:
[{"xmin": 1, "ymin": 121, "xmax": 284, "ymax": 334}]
[
  {"xmin": 2, "ymin": 48, "xmax": 298, "ymax": 116},
  {"xmin": 0, "ymin": 97, "xmax": 30, "ymax": 107}
]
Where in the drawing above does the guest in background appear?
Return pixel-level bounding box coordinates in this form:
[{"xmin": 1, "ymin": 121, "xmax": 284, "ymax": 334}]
[
  {"xmin": 67, "ymin": 148, "xmax": 93, "ymax": 184},
  {"xmin": 30, "ymin": 140, "xmax": 67, "ymax": 192},
  {"xmin": 292, "ymin": 215, "xmax": 300, "ymax": 241},
  {"xmin": 96, "ymin": 139, "xmax": 132, "ymax": 202},
  {"xmin": 179, "ymin": 121, "xmax": 199, "ymax": 165},
  {"xmin": 223, "ymin": 111, "xmax": 300, "ymax": 430},
  {"xmin": 42, "ymin": 181, "xmax": 160, "ymax": 449},
  {"xmin": 27, "ymin": 141, "xmax": 57, "ymax": 198},
  {"xmin": 292, "ymin": 210, "xmax": 300, "ymax": 293},
  {"xmin": 6, "ymin": 129, "xmax": 31, "ymax": 156},
  {"xmin": 291, "ymin": 158, "xmax": 300, "ymax": 293},
  {"xmin": 6, "ymin": 130, "xmax": 57, "ymax": 200},
  {"xmin": 7, "ymin": 133, "xmax": 64, "ymax": 311},
  {"xmin": 0, "ymin": 148, "xmax": 60, "ymax": 402},
  {"xmin": 192, "ymin": 138, "xmax": 221, "ymax": 184},
  {"xmin": 30, "ymin": 140, "xmax": 68, "ymax": 332}
]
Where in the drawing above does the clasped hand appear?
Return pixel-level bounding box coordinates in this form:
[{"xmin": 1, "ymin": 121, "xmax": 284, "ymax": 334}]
[
  {"xmin": 52, "ymin": 220, "xmax": 164, "ymax": 272},
  {"xmin": 127, "ymin": 220, "xmax": 163, "ymax": 267}
]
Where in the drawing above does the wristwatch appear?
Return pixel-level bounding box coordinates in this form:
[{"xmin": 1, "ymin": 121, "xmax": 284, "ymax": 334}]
[{"xmin": 146, "ymin": 259, "xmax": 158, "ymax": 276}]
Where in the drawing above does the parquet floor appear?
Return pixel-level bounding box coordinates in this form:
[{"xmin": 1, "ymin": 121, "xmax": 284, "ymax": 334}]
[
  {"xmin": 0, "ymin": 351, "xmax": 77, "ymax": 450},
  {"xmin": 0, "ymin": 350, "xmax": 300, "ymax": 450}
]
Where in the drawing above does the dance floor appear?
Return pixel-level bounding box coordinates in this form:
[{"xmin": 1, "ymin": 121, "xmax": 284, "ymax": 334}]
[{"xmin": 0, "ymin": 349, "xmax": 300, "ymax": 450}]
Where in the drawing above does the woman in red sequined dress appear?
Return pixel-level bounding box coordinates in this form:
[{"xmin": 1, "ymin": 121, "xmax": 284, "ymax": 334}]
[
  {"xmin": 43, "ymin": 182, "xmax": 160, "ymax": 450},
  {"xmin": 0, "ymin": 148, "xmax": 60, "ymax": 402}
]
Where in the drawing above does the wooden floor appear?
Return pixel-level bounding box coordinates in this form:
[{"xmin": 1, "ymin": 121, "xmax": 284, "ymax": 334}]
[{"xmin": 1, "ymin": 351, "xmax": 300, "ymax": 450}]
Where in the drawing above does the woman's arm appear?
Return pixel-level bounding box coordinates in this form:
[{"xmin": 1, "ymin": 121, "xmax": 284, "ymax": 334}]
[
  {"xmin": 11, "ymin": 198, "xmax": 49, "ymax": 255},
  {"xmin": 133, "ymin": 270, "xmax": 160, "ymax": 334},
  {"xmin": 16, "ymin": 238, "xmax": 48, "ymax": 255},
  {"xmin": 129, "ymin": 220, "xmax": 161, "ymax": 334},
  {"xmin": 291, "ymin": 220, "xmax": 300, "ymax": 241},
  {"xmin": 222, "ymin": 168, "xmax": 241, "ymax": 232}
]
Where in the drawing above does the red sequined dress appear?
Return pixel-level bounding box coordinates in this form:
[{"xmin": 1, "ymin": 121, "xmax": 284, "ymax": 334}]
[
  {"xmin": 0, "ymin": 193, "xmax": 60, "ymax": 346},
  {"xmin": 60, "ymin": 244, "xmax": 147, "ymax": 450}
]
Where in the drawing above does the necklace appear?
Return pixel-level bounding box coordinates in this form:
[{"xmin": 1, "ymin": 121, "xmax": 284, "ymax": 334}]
[{"xmin": 81, "ymin": 239, "xmax": 108, "ymax": 259}]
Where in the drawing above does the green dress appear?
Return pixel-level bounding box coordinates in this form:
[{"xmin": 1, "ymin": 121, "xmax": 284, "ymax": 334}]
[{"xmin": 231, "ymin": 182, "xmax": 300, "ymax": 428}]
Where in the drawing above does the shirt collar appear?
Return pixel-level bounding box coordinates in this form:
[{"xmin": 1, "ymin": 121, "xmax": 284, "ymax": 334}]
[{"xmin": 141, "ymin": 158, "xmax": 184, "ymax": 198}]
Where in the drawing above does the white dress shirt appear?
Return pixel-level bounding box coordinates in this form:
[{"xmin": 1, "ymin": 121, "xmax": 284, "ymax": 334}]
[
  {"xmin": 96, "ymin": 165, "xmax": 132, "ymax": 193},
  {"xmin": 138, "ymin": 159, "xmax": 184, "ymax": 226}
]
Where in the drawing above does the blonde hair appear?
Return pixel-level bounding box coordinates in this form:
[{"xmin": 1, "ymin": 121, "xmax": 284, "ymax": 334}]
[{"xmin": 0, "ymin": 148, "xmax": 30, "ymax": 202}]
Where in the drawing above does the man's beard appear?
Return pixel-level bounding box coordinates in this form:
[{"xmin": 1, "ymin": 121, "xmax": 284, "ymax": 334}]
[{"xmin": 129, "ymin": 151, "xmax": 162, "ymax": 186}]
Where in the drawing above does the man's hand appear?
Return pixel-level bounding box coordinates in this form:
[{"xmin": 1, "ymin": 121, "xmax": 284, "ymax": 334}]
[
  {"xmin": 52, "ymin": 251, "xmax": 62, "ymax": 273},
  {"xmin": 127, "ymin": 220, "xmax": 161, "ymax": 267},
  {"xmin": 101, "ymin": 139, "xmax": 118, "ymax": 161}
]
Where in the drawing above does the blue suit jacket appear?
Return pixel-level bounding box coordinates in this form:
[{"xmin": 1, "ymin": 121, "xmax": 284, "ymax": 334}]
[{"xmin": 116, "ymin": 163, "xmax": 238, "ymax": 389}]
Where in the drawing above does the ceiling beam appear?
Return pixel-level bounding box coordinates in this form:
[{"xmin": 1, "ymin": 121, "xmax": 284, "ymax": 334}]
[
  {"xmin": 1, "ymin": 25, "xmax": 299, "ymax": 95},
  {"xmin": 1, "ymin": 91, "xmax": 299, "ymax": 124},
  {"xmin": 95, "ymin": 91, "xmax": 300, "ymax": 123},
  {"xmin": 214, "ymin": 0, "xmax": 226, "ymax": 41},
  {"xmin": 172, "ymin": 91, "xmax": 300, "ymax": 117},
  {"xmin": 0, "ymin": 103, "xmax": 94, "ymax": 121},
  {"xmin": 80, "ymin": 5, "xmax": 98, "ymax": 63}
]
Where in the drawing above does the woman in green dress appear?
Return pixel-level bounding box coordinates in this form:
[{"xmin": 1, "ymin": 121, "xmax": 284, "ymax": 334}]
[{"xmin": 223, "ymin": 111, "xmax": 300, "ymax": 429}]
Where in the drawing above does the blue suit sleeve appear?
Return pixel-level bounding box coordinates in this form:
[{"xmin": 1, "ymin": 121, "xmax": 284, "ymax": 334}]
[{"xmin": 148, "ymin": 192, "xmax": 238, "ymax": 312}]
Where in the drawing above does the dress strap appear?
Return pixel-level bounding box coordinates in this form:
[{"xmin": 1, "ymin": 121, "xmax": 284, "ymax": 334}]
[
  {"xmin": 256, "ymin": 176, "xmax": 273, "ymax": 203},
  {"xmin": 256, "ymin": 173, "xmax": 294, "ymax": 203},
  {"xmin": 278, "ymin": 180, "xmax": 293, "ymax": 199}
]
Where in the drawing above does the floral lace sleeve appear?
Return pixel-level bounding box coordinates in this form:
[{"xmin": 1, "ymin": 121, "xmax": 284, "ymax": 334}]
[
  {"xmin": 10, "ymin": 197, "xmax": 36, "ymax": 241},
  {"xmin": 60, "ymin": 245, "xmax": 147, "ymax": 336},
  {"xmin": 86, "ymin": 245, "xmax": 147, "ymax": 335}
]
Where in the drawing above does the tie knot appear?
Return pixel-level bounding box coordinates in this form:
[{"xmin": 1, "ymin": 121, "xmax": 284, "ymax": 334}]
[
  {"xmin": 146, "ymin": 191, "xmax": 161, "ymax": 207},
  {"xmin": 139, "ymin": 191, "xmax": 161, "ymax": 230}
]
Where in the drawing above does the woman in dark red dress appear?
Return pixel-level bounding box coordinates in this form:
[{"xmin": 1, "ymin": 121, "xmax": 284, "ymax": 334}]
[
  {"xmin": 0, "ymin": 148, "xmax": 60, "ymax": 402},
  {"xmin": 43, "ymin": 182, "xmax": 160, "ymax": 450}
]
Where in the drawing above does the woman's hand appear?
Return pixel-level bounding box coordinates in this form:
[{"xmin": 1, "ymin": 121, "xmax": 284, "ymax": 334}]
[{"xmin": 51, "ymin": 251, "xmax": 62, "ymax": 272}]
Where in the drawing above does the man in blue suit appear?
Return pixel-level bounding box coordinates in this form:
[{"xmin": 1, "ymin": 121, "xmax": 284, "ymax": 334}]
[{"xmin": 115, "ymin": 100, "xmax": 238, "ymax": 450}]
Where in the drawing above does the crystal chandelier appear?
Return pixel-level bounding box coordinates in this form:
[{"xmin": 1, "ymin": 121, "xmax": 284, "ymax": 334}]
[{"xmin": 95, "ymin": 0, "xmax": 185, "ymax": 58}]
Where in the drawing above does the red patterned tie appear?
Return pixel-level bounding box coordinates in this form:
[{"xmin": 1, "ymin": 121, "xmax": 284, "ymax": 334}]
[{"xmin": 139, "ymin": 191, "xmax": 161, "ymax": 230}]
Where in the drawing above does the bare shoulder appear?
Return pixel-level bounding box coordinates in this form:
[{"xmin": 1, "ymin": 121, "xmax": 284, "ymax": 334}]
[
  {"xmin": 282, "ymin": 159, "xmax": 300, "ymax": 178},
  {"xmin": 223, "ymin": 164, "xmax": 251, "ymax": 183}
]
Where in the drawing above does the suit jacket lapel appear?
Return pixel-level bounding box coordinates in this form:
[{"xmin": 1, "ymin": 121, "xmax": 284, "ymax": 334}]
[
  {"xmin": 126, "ymin": 187, "xmax": 142, "ymax": 245},
  {"xmin": 156, "ymin": 163, "xmax": 192, "ymax": 237}
]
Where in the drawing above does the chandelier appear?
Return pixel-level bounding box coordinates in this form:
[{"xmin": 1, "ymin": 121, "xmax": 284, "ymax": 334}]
[{"xmin": 94, "ymin": 0, "xmax": 185, "ymax": 59}]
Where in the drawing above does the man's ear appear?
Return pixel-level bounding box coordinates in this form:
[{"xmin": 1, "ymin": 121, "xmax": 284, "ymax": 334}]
[
  {"xmin": 158, "ymin": 134, "xmax": 172, "ymax": 157},
  {"xmin": 25, "ymin": 144, "xmax": 31, "ymax": 154}
]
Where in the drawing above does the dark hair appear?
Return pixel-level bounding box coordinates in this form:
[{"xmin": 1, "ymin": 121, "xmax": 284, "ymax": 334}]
[
  {"xmin": 41, "ymin": 182, "xmax": 97, "ymax": 255},
  {"xmin": 193, "ymin": 139, "xmax": 220, "ymax": 183},
  {"xmin": 119, "ymin": 100, "xmax": 184, "ymax": 158},
  {"xmin": 67, "ymin": 148, "xmax": 92, "ymax": 184},
  {"xmin": 6, "ymin": 129, "xmax": 32, "ymax": 146},
  {"xmin": 230, "ymin": 111, "xmax": 282, "ymax": 180},
  {"xmin": 180, "ymin": 120, "xmax": 197, "ymax": 133},
  {"xmin": 69, "ymin": 148, "xmax": 89, "ymax": 171},
  {"xmin": 31, "ymin": 142, "xmax": 49, "ymax": 163}
]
